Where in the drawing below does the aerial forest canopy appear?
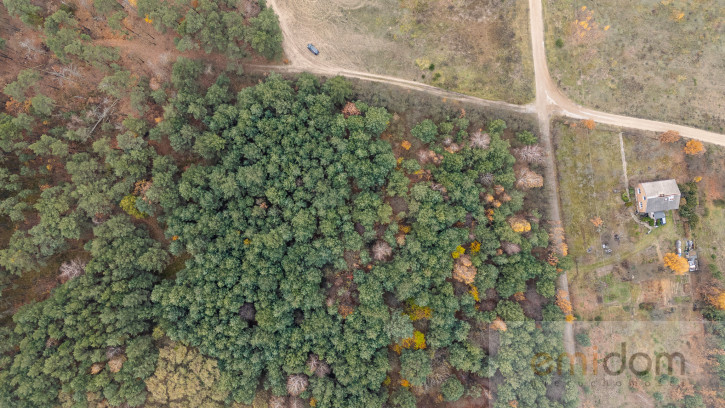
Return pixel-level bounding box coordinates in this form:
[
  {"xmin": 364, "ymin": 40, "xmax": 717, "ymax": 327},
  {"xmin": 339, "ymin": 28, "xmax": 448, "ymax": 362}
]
[
  {"xmin": 149, "ymin": 70, "xmax": 574, "ymax": 407},
  {"xmin": 0, "ymin": 45, "xmax": 575, "ymax": 408},
  {"xmin": 1, "ymin": 0, "xmax": 283, "ymax": 61}
]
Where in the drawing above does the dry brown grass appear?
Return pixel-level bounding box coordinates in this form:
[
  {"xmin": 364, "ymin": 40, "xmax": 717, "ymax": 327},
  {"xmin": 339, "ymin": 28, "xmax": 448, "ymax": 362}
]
[
  {"xmin": 273, "ymin": 0, "xmax": 534, "ymax": 103},
  {"xmin": 545, "ymin": 0, "xmax": 725, "ymax": 132}
]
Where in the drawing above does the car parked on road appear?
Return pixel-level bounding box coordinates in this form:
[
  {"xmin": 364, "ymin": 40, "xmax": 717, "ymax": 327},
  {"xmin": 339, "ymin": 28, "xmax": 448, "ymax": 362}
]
[{"xmin": 307, "ymin": 44, "xmax": 319, "ymax": 55}]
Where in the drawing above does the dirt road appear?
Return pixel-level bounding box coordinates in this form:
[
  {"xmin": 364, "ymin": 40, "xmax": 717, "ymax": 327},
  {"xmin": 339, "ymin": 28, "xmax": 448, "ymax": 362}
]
[
  {"xmin": 263, "ymin": 0, "xmax": 533, "ymax": 115},
  {"xmin": 266, "ymin": 0, "xmax": 725, "ymax": 147},
  {"xmin": 526, "ymin": 0, "xmax": 725, "ymax": 146}
]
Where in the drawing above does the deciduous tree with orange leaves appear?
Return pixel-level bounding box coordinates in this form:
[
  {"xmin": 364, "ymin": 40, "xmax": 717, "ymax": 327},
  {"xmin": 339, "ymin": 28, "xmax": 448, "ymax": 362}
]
[
  {"xmin": 589, "ymin": 216, "xmax": 603, "ymax": 227},
  {"xmin": 659, "ymin": 130, "xmax": 681, "ymax": 143},
  {"xmin": 556, "ymin": 289, "xmax": 573, "ymax": 315},
  {"xmin": 581, "ymin": 119, "xmax": 596, "ymax": 130},
  {"xmin": 663, "ymin": 253, "xmax": 689, "ymax": 275},
  {"xmin": 684, "ymin": 140, "xmax": 705, "ymax": 155}
]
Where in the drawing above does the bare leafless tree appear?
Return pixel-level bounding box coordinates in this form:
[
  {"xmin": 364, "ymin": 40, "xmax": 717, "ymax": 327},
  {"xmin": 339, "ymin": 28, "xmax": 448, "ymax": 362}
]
[
  {"xmin": 106, "ymin": 346, "xmax": 123, "ymax": 360},
  {"xmin": 50, "ymin": 64, "xmax": 81, "ymax": 86},
  {"xmin": 286, "ymin": 375, "xmax": 308, "ymax": 396},
  {"xmin": 514, "ymin": 145, "xmax": 546, "ymax": 164},
  {"xmin": 372, "ymin": 241, "xmax": 392, "ymax": 262},
  {"xmin": 18, "ymin": 38, "xmax": 41, "ymax": 60},
  {"xmin": 59, "ymin": 259, "xmax": 86, "ymax": 283},
  {"xmin": 502, "ymin": 242, "xmax": 521, "ymax": 255},
  {"xmin": 417, "ymin": 149, "xmax": 429, "ymax": 163},
  {"xmin": 425, "ymin": 358, "xmax": 452, "ymax": 390},
  {"xmin": 479, "ymin": 173, "xmax": 494, "ymax": 186},
  {"xmin": 239, "ymin": 302, "xmax": 256, "ymax": 321},
  {"xmin": 307, "ymin": 354, "xmax": 330, "ymax": 378},
  {"xmin": 88, "ymin": 99, "xmax": 119, "ymax": 137},
  {"xmin": 288, "ymin": 397, "xmax": 304, "ymax": 408},
  {"xmin": 469, "ymin": 130, "xmax": 490, "ymax": 149},
  {"xmin": 269, "ymin": 396, "xmax": 287, "ymax": 408},
  {"xmin": 515, "ymin": 167, "xmax": 544, "ymax": 189}
]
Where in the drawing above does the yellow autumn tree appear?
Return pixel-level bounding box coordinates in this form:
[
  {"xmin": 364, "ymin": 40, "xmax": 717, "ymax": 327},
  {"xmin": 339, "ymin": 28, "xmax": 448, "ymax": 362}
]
[
  {"xmin": 684, "ymin": 140, "xmax": 705, "ymax": 155},
  {"xmin": 509, "ymin": 218, "xmax": 531, "ymax": 233},
  {"xmin": 406, "ymin": 301, "xmax": 432, "ymax": 321},
  {"xmin": 451, "ymin": 245, "xmax": 465, "ymax": 259},
  {"xmin": 707, "ymin": 287, "xmax": 725, "ymax": 310},
  {"xmin": 120, "ymin": 195, "xmax": 147, "ymax": 219},
  {"xmin": 663, "ymin": 253, "xmax": 689, "ymax": 275},
  {"xmin": 145, "ymin": 343, "xmax": 228, "ymax": 407},
  {"xmin": 401, "ymin": 330, "xmax": 426, "ymax": 350},
  {"xmin": 469, "ymin": 285, "xmax": 480, "ymax": 301}
]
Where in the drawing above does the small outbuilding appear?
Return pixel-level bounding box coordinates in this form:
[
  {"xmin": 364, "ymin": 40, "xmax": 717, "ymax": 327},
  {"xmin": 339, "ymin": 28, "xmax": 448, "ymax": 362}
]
[{"xmin": 634, "ymin": 180, "xmax": 681, "ymax": 220}]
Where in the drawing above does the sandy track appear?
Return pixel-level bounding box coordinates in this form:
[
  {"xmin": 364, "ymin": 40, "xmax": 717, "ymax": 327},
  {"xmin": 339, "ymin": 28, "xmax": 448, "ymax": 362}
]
[
  {"xmin": 526, "ymin": 0, "xmax": 725, "ymax": 146},
  {"xmin": 266, "ymin": 0, "xmax": 725, "ymax": 146},
  {"xmin": 262, "ymin": 0, "xmax": 534, "ymax": 115}
]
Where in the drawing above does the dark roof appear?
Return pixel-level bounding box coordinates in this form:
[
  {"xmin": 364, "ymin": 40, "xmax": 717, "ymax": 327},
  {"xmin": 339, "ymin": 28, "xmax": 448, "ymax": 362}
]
[
  {"xmin": 646, "ymin": 197, "xmax": 680, "ymax": 213},
  {"xmin": 652, "ymin": 211, "xmax": 666, "ymax": 219}
]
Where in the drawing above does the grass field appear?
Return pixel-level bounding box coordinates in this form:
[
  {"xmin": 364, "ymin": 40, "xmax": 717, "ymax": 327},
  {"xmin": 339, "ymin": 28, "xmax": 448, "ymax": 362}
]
[
  {"xmin": 544, "ymin": 0, "xmax": 725, "ymax": 132},
  {"xmin": 275, "ymin": 0, "xmax": 534, "ymax": 103},
  {"xmin": 554, "ymin": 121, "xmax": 651, "ymax": 264},
  {"xmin": 693, "ymin": 202, "xmax": 725, "ymax": 280}
]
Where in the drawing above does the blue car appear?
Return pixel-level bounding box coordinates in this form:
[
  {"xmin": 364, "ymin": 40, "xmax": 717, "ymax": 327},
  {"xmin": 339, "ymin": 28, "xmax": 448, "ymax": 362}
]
[{"xmin": 307, "ymin": 44, "xmax": 319, "ymax": 55}]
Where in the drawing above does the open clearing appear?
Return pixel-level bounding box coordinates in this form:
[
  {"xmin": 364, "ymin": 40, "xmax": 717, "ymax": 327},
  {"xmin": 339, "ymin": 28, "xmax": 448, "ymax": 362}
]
[
  {"xmin": 574, "ymin": 320, "xmax": 713, "ymax": 407},
  {"xmin": 270, "ymin": 0, "xmax": 534, "ymax": 103},
  {"xmin": 544, "ymin": 0, "xmax": 725, "ymax": 132}
]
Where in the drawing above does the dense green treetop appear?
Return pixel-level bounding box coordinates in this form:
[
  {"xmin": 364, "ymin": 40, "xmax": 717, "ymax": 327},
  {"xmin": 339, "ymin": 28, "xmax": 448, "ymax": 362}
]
[
  {"xmin": 0, "ymin": 217, "xmax": 168, "ymax": 407},
  {"xmin": 150, "ymin": 71, "xmax": 565, "ymax": 407}
]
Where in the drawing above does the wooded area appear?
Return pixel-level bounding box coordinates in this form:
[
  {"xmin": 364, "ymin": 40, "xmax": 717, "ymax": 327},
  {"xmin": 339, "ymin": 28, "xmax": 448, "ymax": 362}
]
[
  {"xmin": 0, "ymin": 65, "xmax": 577, "ymax": 406},
  {"xmin": 0, "ymin": 1, "xmax": 586, "ymax": 407}
]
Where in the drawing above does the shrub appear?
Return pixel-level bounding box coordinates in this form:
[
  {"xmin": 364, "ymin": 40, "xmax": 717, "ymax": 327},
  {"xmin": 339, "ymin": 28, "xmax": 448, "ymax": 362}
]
[
  {"xmin": 400, "ymin": 349, "xmax": 431, "ymax": 387},
  {"xmin": 516, "ymin": 130, "xmax": 538, "ymax": 145},
  {"xmin": 389, "ymin": 388, "xmax": 416, "ymax": 408},
  {"xmin": 120, "ymin": 194, "xmax": 147, "ymax": 218},
  {"xmin": 411, "ymin": 119, "xmax": 438, "ymax": 143}
]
